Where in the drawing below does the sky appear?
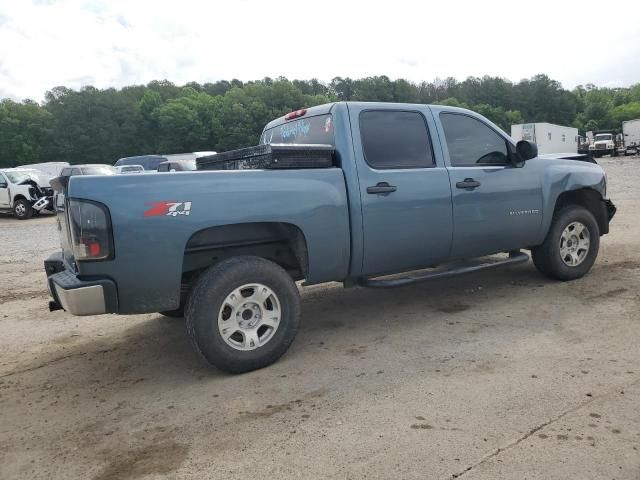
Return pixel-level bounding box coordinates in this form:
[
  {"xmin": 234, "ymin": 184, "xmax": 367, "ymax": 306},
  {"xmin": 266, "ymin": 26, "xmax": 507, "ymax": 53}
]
[{"xmin": 1, "ymin": 0, "xmax": 639, "ymax": 101}]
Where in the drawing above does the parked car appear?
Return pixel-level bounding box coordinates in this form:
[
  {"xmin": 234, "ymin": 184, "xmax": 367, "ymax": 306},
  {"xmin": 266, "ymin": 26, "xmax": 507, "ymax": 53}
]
[
  {"xmin": 157, "ymin": 160, "xmax": 197, "ymax": 172},
  {"xmin": 625, "ymin": 145, "xmax": 638, "ymax": 156},
  {"xmin": 45, "ymin": 102, "xmax": 616, "ymax": 373},
  {"xmin": 59, "ymin": 165, "xmax": 117, "ymax": 177},
  {"xmin": 0, "ymin": 168, "xmax": 54, "ymax": 219},
  {"xmin": 115, "ymin": 164, "xmax": 144, "ymax": 174},
  {"xmin": 114, "ymin": 155, "xmax": 168, "ymax": 171}
]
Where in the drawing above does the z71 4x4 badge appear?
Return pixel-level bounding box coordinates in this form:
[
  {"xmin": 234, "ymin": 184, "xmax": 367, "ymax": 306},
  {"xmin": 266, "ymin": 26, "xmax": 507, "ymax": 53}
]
[{"xmin": 144, "ymin": 201, "xmax": 192, "ymax": 217}]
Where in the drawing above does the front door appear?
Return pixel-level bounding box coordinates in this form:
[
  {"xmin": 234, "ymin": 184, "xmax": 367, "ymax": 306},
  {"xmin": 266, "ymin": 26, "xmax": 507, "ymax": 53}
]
[
  {"xmin": 349, "ymin": 105, "xmax": 453, "ymax": 276},
  {"xmin": 0, "ymin": 173, "xmax": 10, "ymax": 208},
  {"xmin": 438, "ymin": 112, "xmax": 543, "ymax": 259}
]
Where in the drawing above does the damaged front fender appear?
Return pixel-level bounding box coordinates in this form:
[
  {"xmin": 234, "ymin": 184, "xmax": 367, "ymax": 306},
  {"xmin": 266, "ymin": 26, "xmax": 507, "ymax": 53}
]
[{"xmin": 17, "ymin": 178, "xmax": 54, "ymax": 212}]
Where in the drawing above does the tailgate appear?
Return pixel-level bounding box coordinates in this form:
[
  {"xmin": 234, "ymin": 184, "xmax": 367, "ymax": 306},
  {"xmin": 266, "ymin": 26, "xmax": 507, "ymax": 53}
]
[{"xmin": 50, "ymin": 177, "xmax": 76, "ymax": 268}]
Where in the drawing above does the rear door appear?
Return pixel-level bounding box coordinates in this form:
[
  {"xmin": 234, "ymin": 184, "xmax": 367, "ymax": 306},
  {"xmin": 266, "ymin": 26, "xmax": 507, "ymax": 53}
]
[
  {"xmin": 437, "ymin": 111, "xmax": 543, "ymax": 258},
  {"xmin": 348, "ymin": 104, "xmax": 453, "ymax": 276}
]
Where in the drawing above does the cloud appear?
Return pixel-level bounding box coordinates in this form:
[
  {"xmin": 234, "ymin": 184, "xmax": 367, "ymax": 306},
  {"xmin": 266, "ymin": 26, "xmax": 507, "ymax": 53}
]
[
  {"xmin": 399, "ymin": 58, "xmax": 418, "ymax": 68},
  {"xmin": 0, "ymin": 0, "xmax": 639, "ymax": 101}
]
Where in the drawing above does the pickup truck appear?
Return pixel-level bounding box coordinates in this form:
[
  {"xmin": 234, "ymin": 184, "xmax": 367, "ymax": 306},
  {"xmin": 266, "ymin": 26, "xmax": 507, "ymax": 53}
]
[
  {"xmin": 45, "ymin": 102, "xmax": 616, "ymax": 373},
  {"xmin": 1, "ymin": 168, "xmax": 54, "ymax": 219}
]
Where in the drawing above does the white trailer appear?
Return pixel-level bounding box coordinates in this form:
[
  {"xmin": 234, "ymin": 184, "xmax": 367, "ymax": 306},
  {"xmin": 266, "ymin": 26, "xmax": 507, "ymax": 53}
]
[
  {"xmin": 622, "ymin": 119, "xmax": 640, "ymax": 147},
  {"xmin": 511, "ymin": 123, "xmax": 579, "ymax": 155}
]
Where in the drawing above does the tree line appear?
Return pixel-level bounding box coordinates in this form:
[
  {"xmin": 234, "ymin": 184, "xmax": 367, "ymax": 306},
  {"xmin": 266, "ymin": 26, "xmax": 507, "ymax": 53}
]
[{"xmin": 1, "ymin": 74, "xmax": 640, "ymax": 168}]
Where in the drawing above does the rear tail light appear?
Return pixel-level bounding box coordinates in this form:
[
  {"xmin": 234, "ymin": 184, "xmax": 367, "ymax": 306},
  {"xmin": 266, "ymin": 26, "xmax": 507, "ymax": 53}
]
[{"xmin": 68, "ymin": 199, "xmax": 113, "ymax": 261}]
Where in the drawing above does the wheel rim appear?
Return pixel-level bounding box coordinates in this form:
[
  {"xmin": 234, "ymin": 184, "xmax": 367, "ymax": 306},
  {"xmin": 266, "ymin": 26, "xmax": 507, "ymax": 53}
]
[
  {"xmin": 15, "ymin": 203, "xmax": 25, "ymax": 216},
  {"xmin": 217, "ymin": 283, "xmax": 281, "ymax": 351},
  {"xmin": 559, "ymin": 221, "xmax": 590, "ymax": 267}
]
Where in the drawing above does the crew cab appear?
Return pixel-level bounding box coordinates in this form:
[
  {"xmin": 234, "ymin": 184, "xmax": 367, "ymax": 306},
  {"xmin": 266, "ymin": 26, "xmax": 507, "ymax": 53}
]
[{"xmin": 45, "ymin": 102, "xmax": 616, "ymax": 373}]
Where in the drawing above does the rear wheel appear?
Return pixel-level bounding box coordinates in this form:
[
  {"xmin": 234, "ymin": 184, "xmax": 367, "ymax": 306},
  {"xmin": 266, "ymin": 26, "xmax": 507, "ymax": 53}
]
[
  {"xmin": 185, "ymin": 256, "xmax": 301, "ymax": 373},
  {"xmin": 13, "ymin": 199, "xmax": 33, "ymax": 220},
  {"xmin": 532, "ymin": 205, "xmax": 599, "ymax": 281}
]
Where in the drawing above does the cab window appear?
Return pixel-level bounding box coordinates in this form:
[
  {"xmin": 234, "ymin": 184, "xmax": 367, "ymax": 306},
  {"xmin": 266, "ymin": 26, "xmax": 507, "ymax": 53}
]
[
  {"xmin": 359, "ymin": 110, "xmax": 434, "ymax": 169},
  {"xmin": 440, "ymin": 113, "xmax": 509, "ymax": 167}
]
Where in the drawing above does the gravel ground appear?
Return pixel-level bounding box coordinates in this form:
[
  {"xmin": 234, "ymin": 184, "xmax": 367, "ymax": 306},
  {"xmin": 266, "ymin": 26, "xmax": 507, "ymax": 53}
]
[{"xmin": 0, "ymin": 157, "xmax": 639, "ymax": 479}]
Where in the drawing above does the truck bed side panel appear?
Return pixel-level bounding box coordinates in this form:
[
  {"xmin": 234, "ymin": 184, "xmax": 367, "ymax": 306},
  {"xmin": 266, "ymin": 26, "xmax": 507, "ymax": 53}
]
[{"xmin": 67, "ymin": 169, "xmax": 350, "ymax": 313}]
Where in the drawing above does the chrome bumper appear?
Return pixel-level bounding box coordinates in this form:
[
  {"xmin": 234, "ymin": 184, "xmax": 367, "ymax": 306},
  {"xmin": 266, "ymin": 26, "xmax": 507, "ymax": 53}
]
[
  {"xmin": 45, "ymin": 252, "xmax": 117, "ymax": 316},
  {"xmin": 52, "ymin": 283, "xmax": 106, "ymax": 316}
]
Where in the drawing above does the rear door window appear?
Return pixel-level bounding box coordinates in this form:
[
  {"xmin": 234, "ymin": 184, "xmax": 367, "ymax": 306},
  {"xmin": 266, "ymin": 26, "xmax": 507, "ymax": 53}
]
[
  {"xmin": 261, "ymin": 114, "xmax": 334, "ymax": 145},
  {"xmin": 359, "ymin": 110, "xmax": 434, "ymax": 169}
]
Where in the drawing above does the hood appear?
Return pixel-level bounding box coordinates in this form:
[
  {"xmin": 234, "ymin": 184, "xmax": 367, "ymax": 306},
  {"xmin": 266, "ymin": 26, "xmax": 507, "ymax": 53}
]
[
  {"xmin": 538, "ymin": 153, "xmax": 597, "ymax": 164},
  {"xmin": 16, "ymin": 172, "xmax": 53, "ymax": 187}
]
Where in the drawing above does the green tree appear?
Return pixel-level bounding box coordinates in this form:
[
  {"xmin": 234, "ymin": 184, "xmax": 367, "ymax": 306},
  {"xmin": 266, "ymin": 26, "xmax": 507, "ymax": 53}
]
[
  {"xmin": 1, "ymin": 75, "xmax": 638, "ymax": 167},
  {"xmin": 0, "ymin": 99, "xmax": 54, "ymax": 168}
]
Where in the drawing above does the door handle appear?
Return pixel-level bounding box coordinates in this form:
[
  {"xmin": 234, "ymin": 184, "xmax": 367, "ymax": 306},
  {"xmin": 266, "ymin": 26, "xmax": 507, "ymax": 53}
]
[
  {"xmin": 366, "ymin": 182, "xmax": 397, "ymax": 194},
  {"xmin": 456, "ymin": 178, "xmax": 481, "ymax": 190}
]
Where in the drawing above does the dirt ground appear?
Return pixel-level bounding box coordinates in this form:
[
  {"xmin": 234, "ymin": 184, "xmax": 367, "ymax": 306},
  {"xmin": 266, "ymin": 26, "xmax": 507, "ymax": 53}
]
[{"xmin": 1, "ymin": 157, "xmax": 639, "ymax": 479}]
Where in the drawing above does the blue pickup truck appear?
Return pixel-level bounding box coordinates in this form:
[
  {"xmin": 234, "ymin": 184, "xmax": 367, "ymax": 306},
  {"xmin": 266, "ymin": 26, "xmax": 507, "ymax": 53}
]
[{"xmin": 45, "ymin": 102, "xmax": 616, "ymax": 373}]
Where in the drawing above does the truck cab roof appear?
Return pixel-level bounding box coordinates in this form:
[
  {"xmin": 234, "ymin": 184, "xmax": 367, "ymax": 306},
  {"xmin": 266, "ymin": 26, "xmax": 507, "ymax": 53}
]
[{"xmin": 263, "ymin": 102, "xmax": 513, "ymax": 145}]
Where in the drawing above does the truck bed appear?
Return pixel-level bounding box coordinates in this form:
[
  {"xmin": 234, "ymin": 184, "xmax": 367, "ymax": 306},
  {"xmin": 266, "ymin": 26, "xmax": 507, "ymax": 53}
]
[{"xmin": 63, "ymin": 169, "xmax": 351, "ymax": 313}]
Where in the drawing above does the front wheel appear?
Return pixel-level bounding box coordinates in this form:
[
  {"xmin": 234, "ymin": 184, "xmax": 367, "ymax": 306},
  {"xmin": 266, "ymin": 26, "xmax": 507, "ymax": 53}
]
[
  {"xmin": 13, "ymin": 199, "xmax": 33, "ymax": 220},
  {"xmin": 532, "ymin": 205, "xmax": 600, "ymax": 281},
  {"xmin": 185, "ymin": 256, "xmax": 301, "ymax": 373}
]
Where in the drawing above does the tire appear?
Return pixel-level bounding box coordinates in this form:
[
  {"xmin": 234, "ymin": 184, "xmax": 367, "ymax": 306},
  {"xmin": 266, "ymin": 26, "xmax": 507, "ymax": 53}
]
[
  {"xmin": 531, "ymin": 205, "xmax": 600, "ymax": 281},
  {"xmin": 185, "ymin": 256, "xmax": 301, "ymax": 373},
  {"xmin": 13, "ymin": 199, "xmax": 33, "ymax": 220}
]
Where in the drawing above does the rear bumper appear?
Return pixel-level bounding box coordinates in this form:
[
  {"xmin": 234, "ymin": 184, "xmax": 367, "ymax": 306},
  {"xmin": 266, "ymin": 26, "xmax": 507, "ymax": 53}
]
[{"xmin": 45, "ymin": 252, "xmax": 118, "ymax": 316}]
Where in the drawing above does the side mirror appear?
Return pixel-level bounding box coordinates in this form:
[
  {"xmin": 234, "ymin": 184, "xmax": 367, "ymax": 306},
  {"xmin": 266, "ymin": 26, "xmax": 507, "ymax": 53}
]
[{"xmin": 516, "ymin": 140, "xmax": 538, "ymax": 161}]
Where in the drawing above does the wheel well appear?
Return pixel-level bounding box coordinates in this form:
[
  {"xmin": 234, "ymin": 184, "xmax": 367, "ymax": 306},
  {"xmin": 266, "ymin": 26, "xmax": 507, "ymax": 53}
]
[
  {"xmin": 12, "ymin": 194, "xmax": 32, "ymax": 208},
  {"xmin": 553, "ymin": 188, "xmax": 608, "ymax": 235},
  {"xmin": 180, "ymin": 222, "xmax": 308, "ymax": 298}
]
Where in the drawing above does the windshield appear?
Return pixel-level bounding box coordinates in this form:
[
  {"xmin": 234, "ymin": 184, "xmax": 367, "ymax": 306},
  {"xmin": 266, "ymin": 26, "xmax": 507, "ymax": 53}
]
[
  {"xmin": 4, "ymin": 172, "xmax": 33, "ymax": 183},
  {"xmin": 81, "ymin": 166, "xmax": 116, "ymax": 175},
  {"xmin": 594, "ymin": 134, "xmax": 612, "ymax": 141},
  {"xmin": 260, "ymin": 114, "xmax": 334, "ymax": 145}
]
